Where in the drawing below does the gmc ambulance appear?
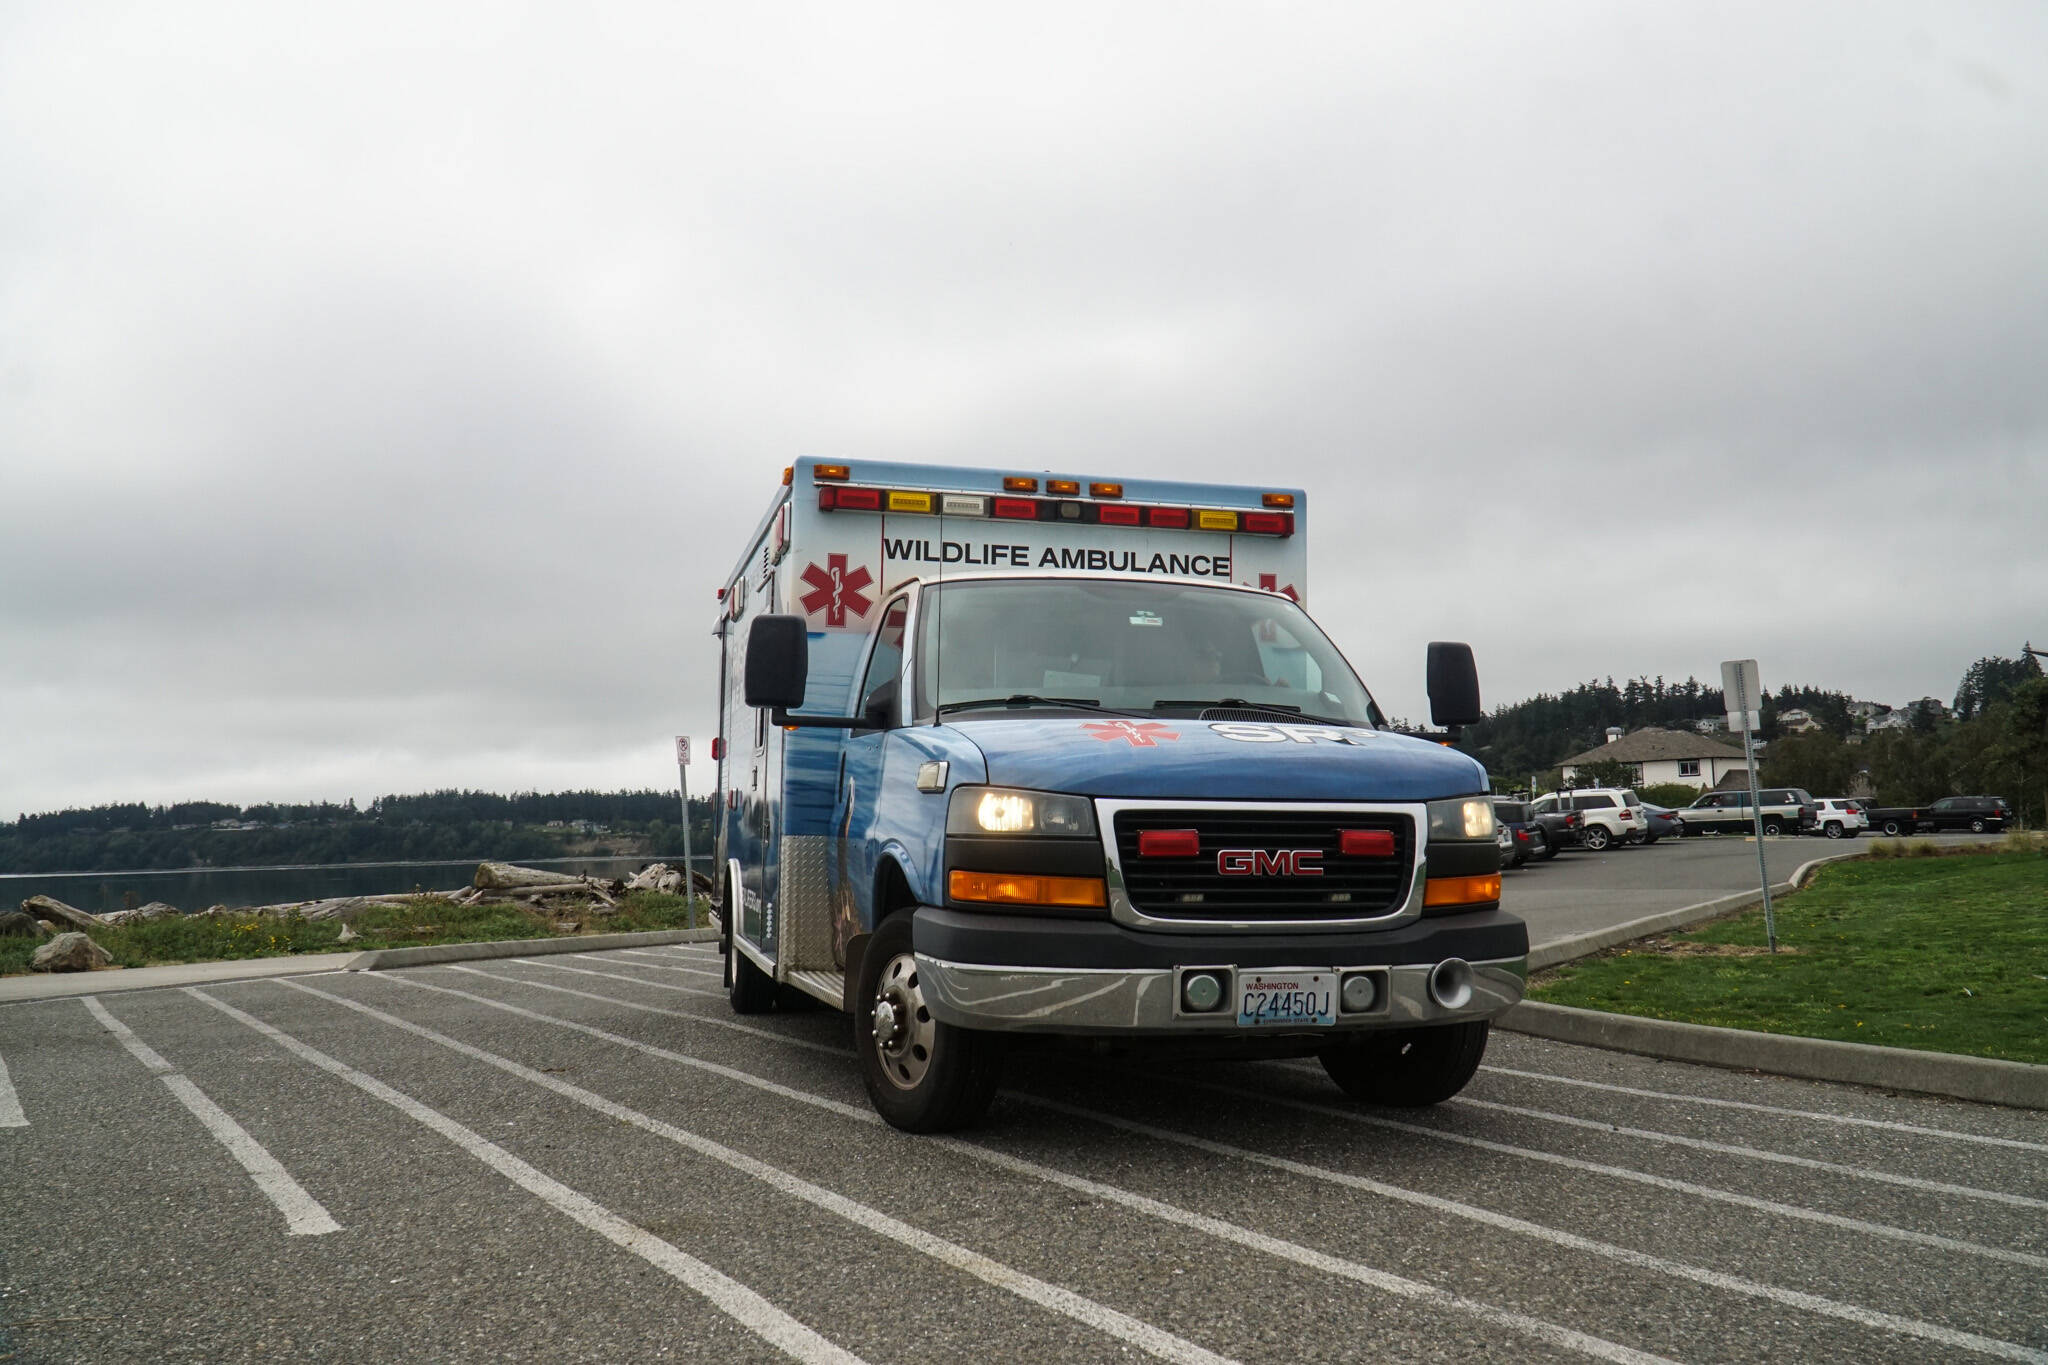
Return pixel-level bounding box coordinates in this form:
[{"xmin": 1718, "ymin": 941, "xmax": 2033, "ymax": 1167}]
[{"xmin": 713, "ymin": 459, "xmax": 1526, "ymax": 1132}]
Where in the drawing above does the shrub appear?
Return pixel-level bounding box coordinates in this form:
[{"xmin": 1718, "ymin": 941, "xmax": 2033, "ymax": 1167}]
[{"xmin": 1637, "ymin": 782, "xmax": 1706, "ymax": 808}]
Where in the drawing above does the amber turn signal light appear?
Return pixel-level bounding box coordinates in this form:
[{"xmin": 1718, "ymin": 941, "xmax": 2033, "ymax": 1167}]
[
  {"xmin": 1423, "ymin": 873, "xmax": 1502, "ymax": 907},
  {"xmin": 949, "ymin": 870, "xmax": 1107, "ymax": 908}
]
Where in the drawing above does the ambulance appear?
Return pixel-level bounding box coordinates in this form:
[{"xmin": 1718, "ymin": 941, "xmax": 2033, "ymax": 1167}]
[{"xmin": 713, "ymin": 459, "xmax": 1525, "ymax": 1132}]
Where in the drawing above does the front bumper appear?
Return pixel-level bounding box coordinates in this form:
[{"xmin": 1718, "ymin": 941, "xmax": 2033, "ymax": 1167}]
[{"xmin": 911, "ymin": 904, "xmax": 1526, "ymax": 1036}]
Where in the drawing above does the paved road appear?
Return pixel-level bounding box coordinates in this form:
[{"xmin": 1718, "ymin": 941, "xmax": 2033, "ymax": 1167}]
[
  {"xmin": 3, "ymin": 942, "xmax": 2042, "ymax": 1363},
  {"xmin": 1499, "ymin": 832, "xmax": 1995, "ymax": 948}
]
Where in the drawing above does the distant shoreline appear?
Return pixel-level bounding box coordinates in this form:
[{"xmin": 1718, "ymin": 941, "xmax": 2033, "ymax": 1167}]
[{"xmin": 0, "ymin": 853, "xmax": 695, "ymax": 881}]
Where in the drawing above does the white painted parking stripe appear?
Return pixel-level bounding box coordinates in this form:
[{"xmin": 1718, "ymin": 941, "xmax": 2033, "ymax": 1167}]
[
  {"xmin": 439, "ymin": 965, "xmax": 846, "ymax": 1058},
  {"xmin": 81, "ymin": 997, "xmax": 339, "ymax": 1236},
  {"xmin": 596, "ymin": 950, "xmax": 723, "ymax": 979},
  {"xmin": 1451, "ymin": 1095, "xmax": 2048, "ymax": 1210},
  {"xmin": 282, "ymin": 980, "xmax": 1235, "ymax": 1365},
  {"xmin": 512, "ymin": 957, "xmax": 736, "ymax": 995},
  {"xmin": 184, "ymin": 988, "xmax": 865, "ymax": 1365},
  {"xmin": 1478, "ymin": 1065, "xmax": 2048, "ymax": 1154},
  {"xmin": 368, "ymin": 973, "xmax": 1677, "ymax": 1365},
  {"xmin": 1188, "ymin": 1069, "xmax": 2047, "ymax": 1271},
  {"xmin": 1016, "ymin": 1093, "xmax": 2048, "ymax": 1364},
  {"xmin": 0, "ymin": 1051, "xmax": 27, "ymax": 1127}
]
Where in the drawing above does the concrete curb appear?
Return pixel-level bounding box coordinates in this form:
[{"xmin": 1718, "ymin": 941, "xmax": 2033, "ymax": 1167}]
[
  {"xmin": 1498, "ymin": 1000, "xmax": 2048, "ymax": 1110},
  {"xmin": 348, "ymin": 926, "xmax": 719, "ymax": 971},
  {"xmin": 1526, "ymin": 848, "xmax": 1866, "ymax": 971}
]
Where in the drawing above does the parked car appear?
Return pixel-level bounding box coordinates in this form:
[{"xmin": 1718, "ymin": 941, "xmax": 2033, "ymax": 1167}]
[
  {"xmin": 1491, "ymin": 799, "xmax": 1553, "ymax": 867},
  {"xmin": 1638, "ymin": 802, "xmax": 1683, "ymax": 843},
  {"xmin": 1808, "ymin": 799, "xmax": 1867, "ymax": 839},
  {"xmin": 1530, "ymin": 788, "xmax": 1647, "ymax": 851},
  {"xmin": 1518, "ymin": 799, "xmax": 1583, "ymax": 853},
  {"xmin": 1862, "ymin": 796, "xmax": 2012, "ymax": 836},
  {"xmin": 1675, "ymin": 788, "xmax": 1817, "ymax": 837}
]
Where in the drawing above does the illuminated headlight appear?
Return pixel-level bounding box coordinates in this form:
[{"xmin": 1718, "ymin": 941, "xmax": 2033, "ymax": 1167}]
[
  {"xmin": 1426, "ymin": 796, "xmax": 1496, "ymax": 841},
  {"xmin": 946, "ymin": 786, "xmax": 1097, "ymax": 837}
]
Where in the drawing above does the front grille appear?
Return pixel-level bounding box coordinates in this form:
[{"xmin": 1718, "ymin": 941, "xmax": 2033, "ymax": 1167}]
[{"xmin": 1112, "ymin": 808, "xmax": 1414, "ymax": 919}]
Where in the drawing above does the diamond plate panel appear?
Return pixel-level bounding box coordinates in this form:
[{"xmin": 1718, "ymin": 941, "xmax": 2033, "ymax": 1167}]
[{"xmin": 777, "ymin": 835, "xmax": 837, "ymax": 972}]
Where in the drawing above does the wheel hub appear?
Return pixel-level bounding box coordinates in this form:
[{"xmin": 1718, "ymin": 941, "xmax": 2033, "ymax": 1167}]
[{"xmin": 870, "ymin": 952, "xmax": 936, "ymax": 1091}]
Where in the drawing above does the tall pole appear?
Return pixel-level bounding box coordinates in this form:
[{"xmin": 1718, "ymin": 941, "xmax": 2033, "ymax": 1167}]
[
  {"xmin": 675, "ymin": 736, "xmax": 696, "ymax": 928},
  {"xmin": 1738, "ymin": 714, "xmax": 1776, "ymax": 953}
]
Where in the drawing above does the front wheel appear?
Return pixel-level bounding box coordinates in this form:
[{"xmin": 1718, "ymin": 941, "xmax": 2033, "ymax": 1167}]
[
  {"xmin": 1580, "ymin": 825, "xmax": 1612, "ymax": 851},
  {"xmin": 1824, "ymin": 822, "xmax": 1843, "ymax": 840},
  {"xmin": 1320, "ymin": 1021, "xmax": 1489, "ymax": 1106},
  {"xmin": 858, "ymin": 914, "xmax": 1003, "ymax": 1132}
]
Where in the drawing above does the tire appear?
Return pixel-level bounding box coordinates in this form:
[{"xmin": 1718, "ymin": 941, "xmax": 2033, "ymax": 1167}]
[
  {"xmin": 1320, "ymin": 1021, "xmax": 1490, "ymax": 1107},
  {"xmin": 1762, "ymin": 820, "xmax": 1782, "ymax": 837},
  {"xmin": 857, "ymin": 913, "xmax": 1003, "ymax": 1133},
  {"xmin": 1971, "ymin": 819, "xmax": 1987, "ymax": 833},
  {"xmin": 1882, "ymin": 819, "xmax": 1903, "ymax": 836},
  {"xmin": 724, "ymin": 878, "xmax": 777, "ymax": 1015},
  {"xmin": 1580, "ymin": 825, "xmax": 1611, "ymax": 851},
  {"xmin": 1824, "ymin": 822, "xmax": 1843, "ymax": 840}
]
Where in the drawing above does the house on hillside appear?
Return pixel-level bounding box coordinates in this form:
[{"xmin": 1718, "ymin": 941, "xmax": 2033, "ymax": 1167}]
[
  {"xmin": 1778, "ymin": 708, "xmax": 1823, "ymax": 734},
  {"xmin": 1559, "ymin": 727, "xmax": 1751, "ymax": 791}
]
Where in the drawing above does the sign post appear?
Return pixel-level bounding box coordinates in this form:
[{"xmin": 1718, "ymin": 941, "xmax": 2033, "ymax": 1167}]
[
  {"xmin": 1720, "ymin": 659, "xmax": 1775, "ymax": 953},
  {"xmin": 675, "ymin": 736, "xmax": 695, "ymax": 926}
]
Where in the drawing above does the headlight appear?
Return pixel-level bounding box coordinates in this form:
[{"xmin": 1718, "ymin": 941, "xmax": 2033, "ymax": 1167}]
[
  {"xmin": 946, "ymin": 786, "xmax": 1097, "ymax": 837},
  {"xmin": 1426, "ymin": 796, "xmax": 1496, "ymax": 841}
]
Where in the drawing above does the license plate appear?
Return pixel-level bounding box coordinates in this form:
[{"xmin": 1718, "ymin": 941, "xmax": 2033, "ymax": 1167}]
[{"xmin": 1237, "ymin": 971, "xmax": 1336, "ymax": 1027}]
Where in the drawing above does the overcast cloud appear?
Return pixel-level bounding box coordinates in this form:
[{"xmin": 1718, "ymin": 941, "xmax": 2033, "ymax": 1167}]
[{"xmin": 3, "ymin": 1, "xmax": 2045, "ymax": 821}]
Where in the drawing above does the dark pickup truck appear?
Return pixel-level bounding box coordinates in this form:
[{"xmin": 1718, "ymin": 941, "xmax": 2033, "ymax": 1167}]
[{"xmin": 1863, "ymin": 796, "xmax": 2013, "ymax": 836}]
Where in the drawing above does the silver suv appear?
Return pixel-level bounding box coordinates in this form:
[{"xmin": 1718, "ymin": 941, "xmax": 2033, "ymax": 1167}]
[{"xmin": 1529, "ymin": 788, "xmax": 1647, "ymax": 851}]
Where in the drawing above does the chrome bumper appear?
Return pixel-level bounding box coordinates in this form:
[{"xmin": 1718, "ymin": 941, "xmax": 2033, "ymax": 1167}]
[{"xmin": 914, "ymin": 954, "xmax": 1526, "ymax": 1035}]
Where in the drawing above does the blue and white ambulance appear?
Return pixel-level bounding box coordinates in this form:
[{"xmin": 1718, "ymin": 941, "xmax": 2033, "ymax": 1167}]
[{"xmin": 713, "ymin": 459, "xmax": 1525, "ymax": 1131}]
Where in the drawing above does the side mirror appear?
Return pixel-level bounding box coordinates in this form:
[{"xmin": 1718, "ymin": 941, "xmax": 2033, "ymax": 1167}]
[
  {"xmin": 861, "ymin": 678, "xmax": 899, "ymax": 731},
  {"xmin": 745, "ymin": 615, "xmax": 810, "ymax": 710},
  {"xmin": 1427, "ymin": 642, "xmax": 1482, "ymax": 728}
]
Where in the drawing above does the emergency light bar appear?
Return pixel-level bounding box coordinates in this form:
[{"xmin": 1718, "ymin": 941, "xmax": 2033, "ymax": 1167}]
[{"xmin": 815, "ymin": 483, "xmax": 1295, "ymax": 536}]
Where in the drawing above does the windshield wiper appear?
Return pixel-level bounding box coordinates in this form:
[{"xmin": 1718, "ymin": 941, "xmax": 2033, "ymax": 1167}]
[{"xmin": 938, "ymin": 695, "xmax": 1138, "ymax": 718}]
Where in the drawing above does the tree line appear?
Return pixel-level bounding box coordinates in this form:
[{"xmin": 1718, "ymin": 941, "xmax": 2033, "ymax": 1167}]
[
  {"xmin": 1459, "ymin": 651, "xmax": 2045, "ymax": 821},
  {"xmin": 1, "ymin": 790, "xmax": 717, "ymax": 875}
]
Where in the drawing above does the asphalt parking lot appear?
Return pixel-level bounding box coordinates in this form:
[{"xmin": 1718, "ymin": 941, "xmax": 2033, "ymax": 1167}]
[
  {"xmin": 1498, "ymin": 831, "xmax": 1998, "ymax": 948},
  {"xmin": 3, "ymin": 941, "xmax": 2042, "ymax": 1363}
]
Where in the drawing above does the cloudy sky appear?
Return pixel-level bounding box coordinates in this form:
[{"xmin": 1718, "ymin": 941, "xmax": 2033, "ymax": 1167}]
[{"xmin": 3, "ymin": 1, "xmax": 2044, "ymax": 821}]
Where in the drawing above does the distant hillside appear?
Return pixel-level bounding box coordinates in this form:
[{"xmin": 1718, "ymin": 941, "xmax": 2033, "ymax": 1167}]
[
  {"xmin": 0, "ymin": 789, "xmax": 715, "ymax": 875},
  {"xmin": 1456, "ymin": 676, "xmax": 1858, "ymax": 779}
]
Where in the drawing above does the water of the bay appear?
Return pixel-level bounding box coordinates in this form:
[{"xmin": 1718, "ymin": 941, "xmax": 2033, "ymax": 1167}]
[{"xmin": 1, "ymin": 855, "xmax": 706, "ymax": 915}]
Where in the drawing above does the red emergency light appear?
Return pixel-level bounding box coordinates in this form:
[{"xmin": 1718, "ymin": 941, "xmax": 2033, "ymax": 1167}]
[
  {"xmin": 992, "ymin": 497, "xmax": 1039, "ymax": 520},
  {"xmin": 1137, "ymin": 829, "xmax": 1200, "ymax": 858},
  {"xmin": 1146, "ymin": 506, "xmax": 1191, "ymax": 529},
  {"xmin": 1339, "ymin": 829, "xmax": 1397, "ymax": 857},
  {"xmin": 818, "ymin": 486, "xmax": 882, "ymax": 511},
  {"xmin": 1096, "ymin": 504, "xmax": 1142, "ymax": 526}
]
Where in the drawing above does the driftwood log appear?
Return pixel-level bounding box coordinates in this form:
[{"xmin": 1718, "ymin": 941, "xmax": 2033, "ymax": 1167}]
[
  {"xmin": 473, "ymin": 862, "xmax": 588, "ymax": 891},
  {"xmin": 20, "ymin": 895, "xmax": 106, "ymax": 933}
]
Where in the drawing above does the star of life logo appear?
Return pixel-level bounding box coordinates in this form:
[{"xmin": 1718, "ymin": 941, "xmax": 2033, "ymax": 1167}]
[
  {"xmin": 798, "ymin": 554, "xmax": 874, "ymax": 628},
  {"xmin": 1082, "ymin": 720, "xmax": 1180, "ymax": 747}
]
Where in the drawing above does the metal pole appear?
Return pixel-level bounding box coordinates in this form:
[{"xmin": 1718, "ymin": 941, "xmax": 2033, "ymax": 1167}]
[
  {"xmin": 677, "ymin": 752, "xmax": 696, "ymax": 929},
  {"xmin": 1739, "ymin": 716, "xmax": 1776, "ymax": 953}
]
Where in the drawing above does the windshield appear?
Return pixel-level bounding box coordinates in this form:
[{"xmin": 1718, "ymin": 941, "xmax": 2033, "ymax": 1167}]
[{"xmin": 914, "ymin": 578, "xmax": 1383, "ymax": 726}]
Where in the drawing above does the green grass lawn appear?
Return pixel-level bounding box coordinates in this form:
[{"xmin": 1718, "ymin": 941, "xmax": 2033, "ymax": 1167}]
[
  {"xmin": 1530, "ymin": 850, "xmax": 2048, "ymax": 1065},
  {"xmin": 1, "ymin": 891, "xmax": 703, "ymax": 977}
]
